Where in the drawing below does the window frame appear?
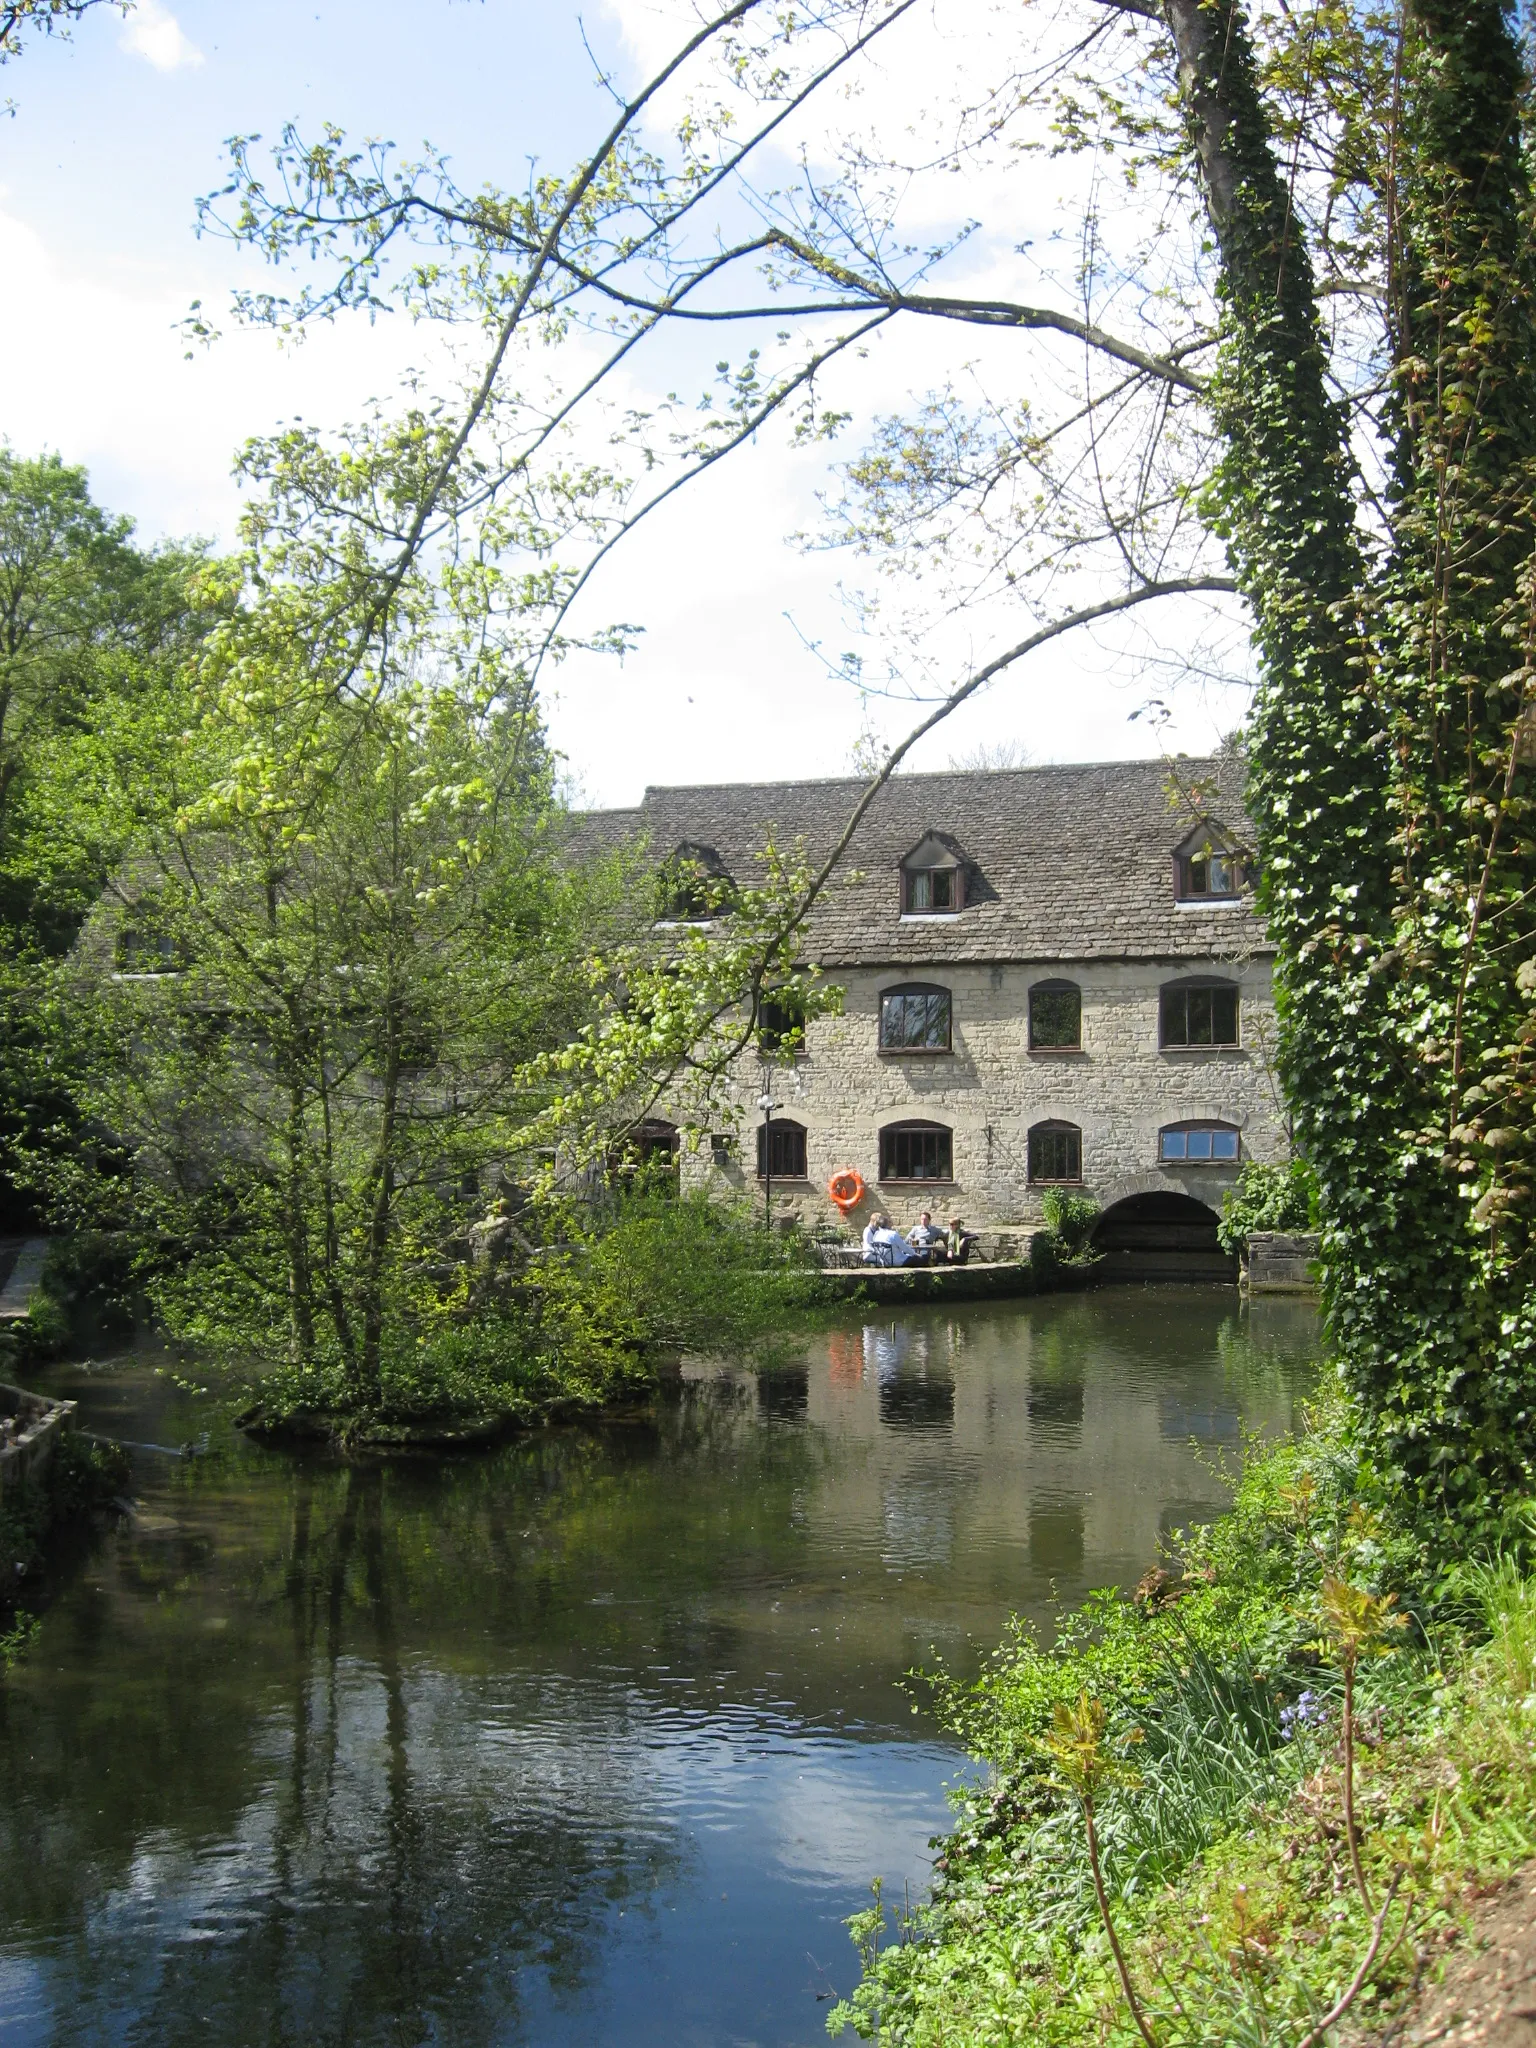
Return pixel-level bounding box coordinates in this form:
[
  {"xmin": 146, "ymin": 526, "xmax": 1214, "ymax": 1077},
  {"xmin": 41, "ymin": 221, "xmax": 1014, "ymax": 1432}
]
[
  {"xmin": 1159, "ymin": 978, "xmax": 1241, "ymax": 1050},
  {"xmin": 878, "ymin": 1120, "xmax": 955, "ymax": 1183},
  {"xmin": 113, "ymin": 904, "xmax": 189, "ymax": 978},
  {"xmin": 757, "ymin": 991, "xmax": 807, "ymax": 1058},
  {"xmin": 1028, "ymin": 979, "xmax": 1082, "ymax": 1053},
  {"xmin": 1027, "ymin": 1120, "xmax": 1083, "ymax": 1185},
  {"xmin": 901, "ymin": 860, "xmax": 964, "ymax": 915},
  {"xmin": 756, "ymin": 1118, "xmax": 809, "ymax": 1180},
  {"xmin": 878, "ymin": 981, "xmax": 954, "ymax": 1055},
  {"xmin": 1174, "ymin": 840, "xmax": 1245, "ymax": 902},
  {"xmin": 1158, "ymin": 1121, "xmax": 1241, "ymax": 1165},
  {"xmin": 655, "ymin": 842, "xmax": 735, "ymax": 925}
]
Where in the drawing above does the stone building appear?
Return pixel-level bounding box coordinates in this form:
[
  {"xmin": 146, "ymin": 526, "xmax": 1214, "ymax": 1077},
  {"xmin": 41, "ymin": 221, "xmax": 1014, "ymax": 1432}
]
[{"xmin": 581, "ymin": 755, "xmax": 1285, "ymax": 1275}]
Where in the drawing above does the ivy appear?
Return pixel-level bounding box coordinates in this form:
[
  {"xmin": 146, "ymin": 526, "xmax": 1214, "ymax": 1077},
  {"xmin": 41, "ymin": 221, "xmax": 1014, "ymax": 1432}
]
[{"xmin": 1170, "ymin": 0, "xmax": 1536, "ymax": 1523}]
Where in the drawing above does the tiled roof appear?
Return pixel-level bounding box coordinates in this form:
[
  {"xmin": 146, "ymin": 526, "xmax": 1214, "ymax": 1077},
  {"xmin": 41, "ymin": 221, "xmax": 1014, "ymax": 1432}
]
[{"xmin": 571, "ymin": 755, "xmax": 1269, "ymax": 965}]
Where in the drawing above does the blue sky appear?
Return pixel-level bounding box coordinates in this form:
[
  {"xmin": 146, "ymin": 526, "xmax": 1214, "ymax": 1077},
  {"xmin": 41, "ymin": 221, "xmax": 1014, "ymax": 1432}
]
[{"xmin": 0, "ymin": 1, "xmax": 1249, "ymax": 804}]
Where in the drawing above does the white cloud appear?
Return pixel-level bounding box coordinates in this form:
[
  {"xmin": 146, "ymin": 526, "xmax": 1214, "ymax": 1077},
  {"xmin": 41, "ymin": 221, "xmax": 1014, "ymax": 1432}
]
[
  {"xmin": 119, "ymin": 0, "xmax": 204, "ymax": 72},
  {"xmin": 0, "ymin": 204, "xmax": 430, "ymax": 544}
]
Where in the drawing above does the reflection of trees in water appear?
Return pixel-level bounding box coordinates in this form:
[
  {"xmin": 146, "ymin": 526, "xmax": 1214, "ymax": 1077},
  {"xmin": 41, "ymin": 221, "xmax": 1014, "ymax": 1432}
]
[
  {"xmin": 0, "ymin": 1381, "xmax": 858, "ymax": 2039},
  {"xmin": 0, "ymin": 1460, "xmax": 697, "ymax": 2045},
  {"xmin": 1215, "ymin": 1296, "xmax": 1322, "ymax": 1415}
]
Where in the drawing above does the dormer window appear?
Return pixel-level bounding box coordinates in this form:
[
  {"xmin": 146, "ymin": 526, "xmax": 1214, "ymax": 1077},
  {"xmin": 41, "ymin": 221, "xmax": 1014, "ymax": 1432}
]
[
  {"xmin": 1186, "ymin": 848, "xmax": 1239, "ymax": 896},
  {"xmin": 656, "ymin": 842, "xmax": 734, "ymax": 924},
  {"xmin": 1173, "ymin": 826, "xmax": 1247, "ymax": 902},
  {"xmin": 908, "ymin": 866, "xmax": 957, "ymax": 912},
  {"xmin": 900, "ymin": 833, "xmax": 967, "ymax": 916}
]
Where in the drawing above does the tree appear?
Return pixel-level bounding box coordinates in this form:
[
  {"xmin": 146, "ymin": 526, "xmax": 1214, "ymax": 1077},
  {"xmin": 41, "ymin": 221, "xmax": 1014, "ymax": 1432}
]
[
  {"xmin": 56, "ymin": 677, "xmax": 600, "ymax": 1413},
  {"xmin": 0, "ymin": 450, "xmax": 206, "ymax": 938},
  {"xmin": 0, "ymin": 451, "xmax": 211, "ymax": 1225},
  {"xmin": 37, "ymin": 406, "xmax": 635, "ymax": 1414},
  {"xmin": 188, "ymin": 1, "xmax": 1536, "ymax": 1509}
]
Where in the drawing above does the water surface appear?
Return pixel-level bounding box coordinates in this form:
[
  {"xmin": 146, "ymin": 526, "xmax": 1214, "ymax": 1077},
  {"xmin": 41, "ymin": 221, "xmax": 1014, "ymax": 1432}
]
[{"xmin": 0, "ymin": 1287, "xmax": 1316, "ymax": 2046}]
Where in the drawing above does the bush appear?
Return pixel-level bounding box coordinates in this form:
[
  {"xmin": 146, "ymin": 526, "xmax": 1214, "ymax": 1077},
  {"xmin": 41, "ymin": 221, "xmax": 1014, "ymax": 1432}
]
[
  {"xmin": 1217, "ymin": 1157, "xmax": 1318, "ymax": 1259},
  {"xmin": 239, "ymin": 1188, "xmax": 831, "ymax": 1442},
  {"xmin": 1039, "ymin": 1189, "xmax": 1101, "ymax": 1268}
]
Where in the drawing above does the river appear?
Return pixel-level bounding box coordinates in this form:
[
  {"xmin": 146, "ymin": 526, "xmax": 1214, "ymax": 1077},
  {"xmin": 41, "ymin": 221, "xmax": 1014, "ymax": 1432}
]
[{"xmin": 0, "ymin": 1286, "xmax": 1317, "ymax": 2047}]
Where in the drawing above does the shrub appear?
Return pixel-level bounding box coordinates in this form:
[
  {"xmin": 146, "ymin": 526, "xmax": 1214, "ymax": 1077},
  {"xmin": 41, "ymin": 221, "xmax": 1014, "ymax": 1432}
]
[
  {"xmin": 1039, "ymin": 1189, "xmax": 1101, "ymax": 1268},
  {"xmin": 240, "ymin": 1187, "xmax": 831, "ymax": 1441},
  {"xmin": 1217, "ymin": 1157, "xmax": 1318, "ymax": 1259}
]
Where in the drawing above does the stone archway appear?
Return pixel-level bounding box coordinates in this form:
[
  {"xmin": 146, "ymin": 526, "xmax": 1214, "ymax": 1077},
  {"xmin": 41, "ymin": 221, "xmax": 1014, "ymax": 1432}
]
[{"xmin": 1091, "ymin": 1189, "xmax": 1236, "ymax": 1285}]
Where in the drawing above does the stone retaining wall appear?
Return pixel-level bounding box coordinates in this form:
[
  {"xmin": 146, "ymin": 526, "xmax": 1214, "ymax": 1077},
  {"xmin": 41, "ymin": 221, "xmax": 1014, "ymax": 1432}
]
[
  {"xmin": 0, "ymin": 1383, "xmax": 76, "ymax": 1498},
  {"xmin": 1245, "ymin": 1231, "xmax": 1321, "ymax": 1294}
]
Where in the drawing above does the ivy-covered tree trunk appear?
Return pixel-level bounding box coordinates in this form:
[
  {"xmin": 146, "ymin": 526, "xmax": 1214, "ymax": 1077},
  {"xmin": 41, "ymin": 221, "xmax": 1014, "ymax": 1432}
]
[{"xmin": 1164, "ymin": 0, "xmax": 1536, "ymax": 1513}]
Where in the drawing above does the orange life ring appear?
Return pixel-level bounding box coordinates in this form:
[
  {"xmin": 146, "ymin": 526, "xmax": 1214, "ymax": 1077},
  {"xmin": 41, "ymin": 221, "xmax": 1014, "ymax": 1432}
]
[{"xmin": 827, "ymin": 1168, "xmax": 866, "ymax": 1212}]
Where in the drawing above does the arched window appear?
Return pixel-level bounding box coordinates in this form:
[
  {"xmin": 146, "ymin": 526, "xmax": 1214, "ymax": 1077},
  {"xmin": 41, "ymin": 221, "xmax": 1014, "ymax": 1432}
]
[
  {"xmin": 879, "ymin": 982, "xmax": 953, "ymax": 1052},
  {"xmin": 1159, "ymin": 978, "xmax": 1240, "ymax": 1048},
  {"xmin": 879, "ymin": 1121, "xmax": 954, "ymax": 1182},
  {"xmin": 1158, "ymin": 1121, "xmax": 1240, "ymax": 1164},
  {"xmin": 1028, "ymin": 1120, "xmax": 1082, "ymax": 1184},
  {"xmin": 1029, "ymin": 980, "xmax": 1081, "ymax": 1051},
  {"xmin": 756, "ymin": 1118, "xmax": 808, "ymax": 1180}
]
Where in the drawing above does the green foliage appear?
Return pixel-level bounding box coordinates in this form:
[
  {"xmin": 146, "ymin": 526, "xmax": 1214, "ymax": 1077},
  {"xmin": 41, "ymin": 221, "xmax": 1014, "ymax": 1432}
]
[
  {"xmin": 1038, "ymin": 1190, "xmax": 1101, "ymax": 1269},
  {"xmin": 240, "ymin": 1188, "xmax": 829, "ymax": 1441},
  {"xmin": 1217, "ymin": 1160, "xmax": 1318, "ymax": 1260},
  {"xmin": 0, "ymin": 452, "xmax": 215, "ymax": 1225},
  {"xmin": 829, "ymin": 1407, "xmax": 1536, "ymax": 2045},
  {"xmin": 1164, "ymin": 0, "xmax": 1536, "ymax": 1523}
]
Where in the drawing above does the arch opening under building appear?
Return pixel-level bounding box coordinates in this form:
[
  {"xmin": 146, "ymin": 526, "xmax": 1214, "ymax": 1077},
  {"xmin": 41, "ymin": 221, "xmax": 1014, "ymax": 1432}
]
[{"xmin": 1091, "ymin": 1190, "xmax": 1236, "ymax": 1285}]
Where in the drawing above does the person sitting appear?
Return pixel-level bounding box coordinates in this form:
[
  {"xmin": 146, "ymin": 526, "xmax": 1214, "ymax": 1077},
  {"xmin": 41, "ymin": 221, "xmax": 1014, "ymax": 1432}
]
[
  {"xmin": 861, "ymin": 1212, "xmax": 918, "ymax": 1266},
  {"xmin": 945, "ymin": 1215, "xmax": 980, "ymax": 1266},
  {"xmin": 907, "ymin": 1210, "xmax": 946, "ymax": 1265}
]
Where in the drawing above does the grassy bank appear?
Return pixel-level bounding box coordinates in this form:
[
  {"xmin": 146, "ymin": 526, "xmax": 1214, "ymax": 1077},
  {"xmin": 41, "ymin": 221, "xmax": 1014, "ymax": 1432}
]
[
  {"xmin": 831, "ymin": 1400, "xmax": 1536, "ymax": 2044},
  {"xmin": 233, "ymin": 1189, "xmax": 834, "ymax": 1446}
]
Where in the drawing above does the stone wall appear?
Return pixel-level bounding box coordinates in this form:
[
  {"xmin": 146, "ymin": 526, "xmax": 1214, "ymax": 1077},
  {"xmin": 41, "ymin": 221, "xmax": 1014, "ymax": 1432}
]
[
  {"xmin": 1245, "ymin": 1232, "xmax": 1321, "ymax": 1294},
  {"xmin": 675, "ymin": 955, "xmax": 1285, "ymax": 1234},
  {"xmin": 0, "ymin": 1383, "xmax": 76, "ymax": 1499}
]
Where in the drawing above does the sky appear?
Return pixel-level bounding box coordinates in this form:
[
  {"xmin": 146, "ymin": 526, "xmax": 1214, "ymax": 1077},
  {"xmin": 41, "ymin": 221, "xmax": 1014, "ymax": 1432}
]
[{"xmin": 0, "ymin": 0, "xmax": 1251, "ymax": 806}]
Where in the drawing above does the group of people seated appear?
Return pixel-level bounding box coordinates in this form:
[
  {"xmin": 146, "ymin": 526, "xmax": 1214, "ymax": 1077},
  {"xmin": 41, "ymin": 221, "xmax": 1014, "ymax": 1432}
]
[{"xmin": 860, "ymin": 1210, "xmax": 980, "ymax": 1268}]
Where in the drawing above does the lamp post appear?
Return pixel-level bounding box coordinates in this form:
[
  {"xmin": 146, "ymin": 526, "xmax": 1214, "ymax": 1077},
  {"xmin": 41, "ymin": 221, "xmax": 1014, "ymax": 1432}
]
[{"xmin": 756, "ymin": 1088, "xmax": 781, "ymax": 1228}]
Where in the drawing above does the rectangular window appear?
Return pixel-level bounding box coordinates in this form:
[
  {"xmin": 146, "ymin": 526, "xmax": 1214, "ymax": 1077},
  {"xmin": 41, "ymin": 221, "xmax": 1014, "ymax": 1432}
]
[
  {"xmin": 758, "ymin": 996, "xmax": 805, "ymax": 1056},
  {"xmin": 906, "ymin": 867, "xmax": 956, "ymax": 912},
  {"xmin": 757, "ymin": 1123, "xmax": 807, "ymax": 1179},
  {"xmin": 1028, "ymin": 1125, "xmax": 1082, "ymax": 1182},
  {"xmin": 879, "ymin": 987, "xmax": 953, "ymax": 1051},
  {"xmin": 1185, "ymin": 851, "xmax": 1239, "ymax": 897},
  {"xmin": 1029, "ymin": 985, "xmax": 1081, "ymax": 1050},
  {"xmin": 879, "ymin": 1125, "xmax": 953, "ymax": 1181},
  {"xmin": 1160, "ymin": 1126, "xmax": 1240, "ymax": 1163},
  {"xmin": 1160, "ymin": 984, "xmax": 1239, "ymax": 1047}
]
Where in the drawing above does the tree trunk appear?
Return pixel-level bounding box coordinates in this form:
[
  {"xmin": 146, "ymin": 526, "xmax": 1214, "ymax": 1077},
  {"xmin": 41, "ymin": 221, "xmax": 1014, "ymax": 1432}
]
[
  {"xmin": 355, "ymin": 988, "xmax": 401, "ymax": 1411},
  {"xmin": 1163, "ymin": 0, "xmax": 1536, "ymax": 1507}
]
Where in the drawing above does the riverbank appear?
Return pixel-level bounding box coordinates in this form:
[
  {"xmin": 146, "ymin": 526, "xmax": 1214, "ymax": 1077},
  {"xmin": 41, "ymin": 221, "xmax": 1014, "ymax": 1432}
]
[
  {"xmin": 0, "ymin": 1290, "xmax": 1313, "ymax": 2043},
  {"xmin": 1, "ymin": 1403, "xmax": 127, "ymax": 1653},
  {"xmin": 829, "ymin": 1401, "xmax": 1536, "ymax": 2044}
]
